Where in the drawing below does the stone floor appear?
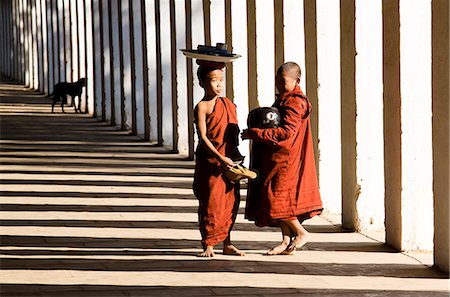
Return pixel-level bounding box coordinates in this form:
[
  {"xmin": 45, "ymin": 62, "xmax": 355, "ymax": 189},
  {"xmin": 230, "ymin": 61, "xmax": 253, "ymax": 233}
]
[{"xmin": 0, "ymin": 82, "xmax": 449, "ymax": 296}]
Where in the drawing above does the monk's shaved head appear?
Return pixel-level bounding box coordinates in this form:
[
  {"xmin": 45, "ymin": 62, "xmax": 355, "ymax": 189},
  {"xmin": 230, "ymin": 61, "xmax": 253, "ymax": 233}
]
[{"xmin": 277, "ymin": 62, "xmax": 301, "ymax": 80}]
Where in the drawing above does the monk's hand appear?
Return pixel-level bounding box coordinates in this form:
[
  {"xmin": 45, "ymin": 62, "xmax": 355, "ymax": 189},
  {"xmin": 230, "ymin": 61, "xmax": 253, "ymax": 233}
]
[
  {"xmin": 241, "ymin": 129, "xmax": 252, "ymax": 140},
  {"xmin": 219, "ymin": 156, "xmax": 235, "ymax": 170}
]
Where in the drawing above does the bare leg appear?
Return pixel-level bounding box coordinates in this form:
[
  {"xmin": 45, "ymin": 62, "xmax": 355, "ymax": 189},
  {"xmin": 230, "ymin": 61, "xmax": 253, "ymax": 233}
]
[
  {"xmin": 266, "ymin": 222, "xmax": 292, "ymax": 255},
  {"xmin": 223, "ymin": 236, "xmax": 245, "ymax": 256},
  {"xmin": 199, "ymin": 245, "xmax": 215, "ymax": 257},
  {"xmin": 284, "ymin": 219, "xmax": 310, "ymax": 252}
]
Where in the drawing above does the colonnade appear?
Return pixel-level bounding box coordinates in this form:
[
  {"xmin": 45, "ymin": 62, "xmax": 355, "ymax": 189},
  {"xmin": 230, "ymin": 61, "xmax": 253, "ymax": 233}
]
[{"xmin": 0, "ymin": 0, "xmax": 448, "ymax": 273}]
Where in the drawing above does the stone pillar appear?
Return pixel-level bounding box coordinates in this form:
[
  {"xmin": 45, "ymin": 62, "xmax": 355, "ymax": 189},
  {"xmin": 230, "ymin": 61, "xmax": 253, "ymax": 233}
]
[
  {"xmin": 340, "ymin": 0, "xmax": 357, "ymax": 229},
  {"xmin": 229, "ymin": 0, "xmax": 250, "ymax": 166},
  {"xmin": 36, "ymin": 0, "xmax": 44, "ymax": 92},
  {"xmin": 51, "ymin": 0, "xmax": 59, "ymax": 85},
  {"xmin": 432, "ymin": 0, "xmax": 450, "ymax": 274},
  {"xmin": 382, "ymin": 0, "xmax": 402, "ymax": 250},
  {"xmin": 23, "ymin": 0, "xmax": 30, "ymax": 87},
  {"xmin": 41, "ymin": 0, "xmax": 49, "ymax": 94},
  {"xmin": 355, "ymin": 0, "xmax": 385, "ymax": 232},
  {"xmin": 31, "ymin": 0, "xmax": 39, "ymax": 90},
  {"xmin": 400, "ymin": 0, "xmax": 433, "ymax": 251},
  {"xmin": 46, "ymin": 0, "xmax": 55, "ymax": 92},
  {"xmin": 70, "ymin": 0, "xmax": 78, "ymax": 84},
  {"xmin": 316, "ymin": 0, "xmax": 342, "ymax": 216},
  {"xmin": 144, "ymin": 0, "xmax": 158, "ymax": 142},
  {"xmin": 85, "ymin": 0, "xmax": 95, "ymax": 115},
  {"xmin": 77, "ymin": 0, "xmax": 86, "ymax": 109},
  {"xmin": 93, "ymin": 0, "xmax": 103, "ymax": 119},
  {"xmin": 283, "ymin": 0, "xmax": 306, "ymax": 92},
  {"xmin": 110, "ymin": 0, "xmax": 122, "ymax": 128},
  {"xmin": 102, "ymin": 0, "xmax": 113, "ymax": 125},
  {"xmin": 63, "ymin": 0, "xmax": 71, "ymax": 85},
  {"xmin": 174, "ymin": 0, "xmax": 189, "ymax": 156},
  {"xmin": 120, "ymin": 0, "xmax": 133, "ymax": 127},
  {"xmin": 256, "ymin": 0, "xmax": 274, "ymax": 107},
  {"xmin": 132, "ymin": 0, "xmax": 147, "ymax": 138},
  {"xmin": 57, "ymin": 0, "xmax": 65, "ymax": 84},
  {"xmin": 159, "ymin": 0, "xmax": 174, "ymax": 148}
]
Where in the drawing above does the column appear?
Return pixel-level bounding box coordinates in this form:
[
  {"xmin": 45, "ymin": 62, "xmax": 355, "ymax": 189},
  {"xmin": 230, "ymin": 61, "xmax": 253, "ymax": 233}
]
[
  {"xmin": 159, "ymin": 0, "xmax": 174, "ymax": 148},
  {"xmin": 382, "ymin": 0, "xmax": 402, "ymax": 250},
  {"xmin": 144, "ymin": 0, "xmax": 158, "ymax": 142},
  {"xmin": 229, "ymin": 0, "xmax": 249, "ymax": 166},
  {"xmin": 57, "ymin": 0, "xmax": 65, "ymax": 83},
  {"xmin": 283, "ymin": 0, "xmax": 306, "ymax": 92},
  {"xmin": 316, "ymin": 0, "xmax": 342, "ymax": 216},
  {"xmin": 110, "ymin": 0, "xmax": 122, "ymax": 127},
  {"xmin": 102, "ymin": 0, "xmax": 113, "ymax": 125},
  {"xmin": 174, "ymin": 0, "xmax": 189, "ymax": 155},
  {"xmin": 47, "ymin": 0, "xmax": 54, "ymax": 92},
  {"xmin": 355, "ymin": 0, "xmax": 385, "ymax": 232},
  {"xmin": 121, "ymin": 0, "xmax": 133, "ymax": 129},
  {"xmin": 93, "ymin": 0, "xmax": 104, "ymax": 118},
  {"xmin": 132, "ymin": 0, "xmax": 147, "ymax": 138},
  {"xmin": 340, "ymin": 0, "xmax": 357, "ymax": 229},
  {"xmin": 431, "ymin": 0, "xmax": 449, "ymax": 273},
  {"xmin": 31, "ymin": 0, "xmax": 39, "ymax": 90},
  {"xmin": 400, "ymin": 0, "xmax": 433, "ymax": 251}
]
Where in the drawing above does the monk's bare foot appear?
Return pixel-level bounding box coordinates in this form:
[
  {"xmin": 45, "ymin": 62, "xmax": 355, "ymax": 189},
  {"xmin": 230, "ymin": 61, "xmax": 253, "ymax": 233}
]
[
  {"xmin": 265, "ymin": 242, "xmax": 289, "ymax": 255},
  {"xmin": 286, "ymin": 233, "xmax": 309, "ymax": 253},
  {"xmin": 198, "ymin": 246, "xmax": 215, "ymax": 257},
  {"xmin": 223, "ymin": 244, "xmax": 245, "ymax": 256}
]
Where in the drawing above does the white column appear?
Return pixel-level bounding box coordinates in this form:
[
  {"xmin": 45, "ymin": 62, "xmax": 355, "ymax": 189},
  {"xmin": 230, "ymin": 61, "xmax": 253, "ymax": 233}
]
[
  {"xmin": 70, "ymin": 0, "xmax": 79, "ymax": 81},
  {"xmin": 36, "ymin": 0, "xmax": 44, "ymax": 92},
  {"xmin": 102, "ymin": 0, "xmax": 112, "ymax": 124},
  {"xmin": 432, "ymin": 0, "xmax": 450, "ymax": 274},
  {"xmin": 77, "ymin": 0, "xmax": 87, "ymax": 111},
  {"xmin": 230, "ymin": 0, "xmax": 249, "ymax": 166},
  {"xmin": 160, "ymin": 0, "xmax": 173, "ymax": 148},
  {"xmin": 132, "ymin": 0, "xmax": 146, "ymax": 137},
  {"xmin": 400, "ymin": 0, "xmax": 433, "ymax": 251},
  {"xmin": 63, "ymin": 0, "xmax": 71, "ymax": 82},
  {"xmin": 23, "ymin": 0, "xmax": 30, "ymax": 87},
  {"xmin": 355, "ymin": 0, "xmax": 385, "ymax": 232},
  {"xmin": 209, "ymin": 0, "xmax": 225, "ymax": 45},
  {"xmin": 121, "ymin": 0, "xmax": 133, "ymax": 129},
  {"xmin": 175, "ymin": 0, "xmax": 189, "ymax": 156},
  {"xmin": 46, "ymin": 0, "xmax": 54, "ymax": 93},
  {"xmin": 31, "ymin": 0, "xmax": 39, "ymax": 90},
  {"xmin": 93, "ymin": 0, "xmax": 103, "ymax": 118},
  {"xmin": 110, "ymin": 0, "xmax": 122, "ymax": 127},
  {"xmin": 254, "ymin": 0, "xmax": 274, "ymax": 107},
  {"xmin": 85, "ymin": 0, "xmax": 95, "ymax": 115},
  {"xmin": 144, "ymin": 0, "xmax": 158, "ymax": 142},
  {"xmin": 283, "ymin": 0, "xmax": 306, "ymax": 92},
  {"xmin": 316, "ymin": 0, "xmax": 341, "ymax": 215},
  {"xmin": 57, "ymin": 0, "xmax": 65, "ymax": 83},
  {"xmin": 40, "ymin": 0, "xmax": 51, "ymax": 94},
  {"xmin": 191, "ymin": 0, "xmax": 205, "ymax": 106},
  {"xmin": 51, "ymin": 0, "xmax": 59, "ymax": 85}
]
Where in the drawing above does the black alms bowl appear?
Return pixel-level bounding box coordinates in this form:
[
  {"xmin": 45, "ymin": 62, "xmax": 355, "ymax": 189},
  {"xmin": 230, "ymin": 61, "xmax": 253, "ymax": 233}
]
[{"xmin": 247, "ymin": 107, "xmax": 281, "ymax": 129}]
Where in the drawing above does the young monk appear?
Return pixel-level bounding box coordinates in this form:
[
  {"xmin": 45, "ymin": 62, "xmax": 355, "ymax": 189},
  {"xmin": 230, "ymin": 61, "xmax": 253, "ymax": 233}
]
[
  {"xmin": 193, "ymin": 60, "xmax": 245, "ymax": 257},
  {"xmin": 242, "ymin": 62, "xmax": 323, "ymax": 255}
]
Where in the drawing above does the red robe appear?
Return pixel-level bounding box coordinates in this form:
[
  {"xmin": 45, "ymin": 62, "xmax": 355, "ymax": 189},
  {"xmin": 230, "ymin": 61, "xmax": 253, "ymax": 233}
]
[
  {"xmin": 245, "ymin": 85, "xmax": 323, "ymax": 227},
  {"xmin": 193, "ymin": 97, "xmax": 241, "ymax": 247}
]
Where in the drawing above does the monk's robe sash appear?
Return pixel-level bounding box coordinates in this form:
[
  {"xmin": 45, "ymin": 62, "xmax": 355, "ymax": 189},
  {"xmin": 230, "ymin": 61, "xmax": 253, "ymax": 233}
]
[
  {"xmin": 193, "ymin": 97, "xmax": 241, "ymax": 247},
  {"xmin": 245, "ymin": 85, "xmax": 323, "ymax": 227}
]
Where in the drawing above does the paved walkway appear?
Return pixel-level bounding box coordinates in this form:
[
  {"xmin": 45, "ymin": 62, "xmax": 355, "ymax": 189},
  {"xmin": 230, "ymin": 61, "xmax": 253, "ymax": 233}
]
[{"xmin": 0, "ymin": 82, "xmax": 448, "ymax": 297}]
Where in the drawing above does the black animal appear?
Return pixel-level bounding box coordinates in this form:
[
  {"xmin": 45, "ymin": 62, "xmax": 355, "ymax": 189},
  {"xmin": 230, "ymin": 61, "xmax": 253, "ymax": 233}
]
[{"xmin": 50, "ymin": 78, "xmax": 86, "ymax": 113}]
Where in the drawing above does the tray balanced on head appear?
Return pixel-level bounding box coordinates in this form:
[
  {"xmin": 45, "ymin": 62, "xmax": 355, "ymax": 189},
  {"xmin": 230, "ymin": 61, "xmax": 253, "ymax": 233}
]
[{"xmin": 181, "ymin": 43, "xmax": 241, "ymax": 63}]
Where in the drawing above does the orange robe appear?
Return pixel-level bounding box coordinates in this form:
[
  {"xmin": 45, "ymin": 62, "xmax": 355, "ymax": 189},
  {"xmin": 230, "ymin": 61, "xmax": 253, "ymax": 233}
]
[
  {"xmin": 193, "ymin": 97, "xmax": 241, "ymax": 247},
  {"xmin": 245, "ymin": 85, "xmax": 323, "ymax": 227}
]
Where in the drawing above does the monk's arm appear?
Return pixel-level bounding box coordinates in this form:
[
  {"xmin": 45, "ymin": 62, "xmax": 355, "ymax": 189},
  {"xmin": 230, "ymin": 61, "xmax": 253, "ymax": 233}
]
[
  {"xmin": 246, "ymin": 97, "xmax": 307, "ymax": 147},
  {"xmin": 196, "ymin": 103, "xmax": 235, "ymax": 169}
]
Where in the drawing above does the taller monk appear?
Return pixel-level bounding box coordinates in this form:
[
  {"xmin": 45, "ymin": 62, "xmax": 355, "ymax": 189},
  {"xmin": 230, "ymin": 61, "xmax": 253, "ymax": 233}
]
[
  {"xmin": 242, "ymin": 62, "xmax": 323, "ymax": 255},
  {"xmin": 193, "ymin": 61, "xmax": 245, "ymax": 257}
]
